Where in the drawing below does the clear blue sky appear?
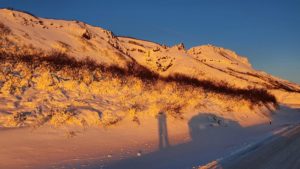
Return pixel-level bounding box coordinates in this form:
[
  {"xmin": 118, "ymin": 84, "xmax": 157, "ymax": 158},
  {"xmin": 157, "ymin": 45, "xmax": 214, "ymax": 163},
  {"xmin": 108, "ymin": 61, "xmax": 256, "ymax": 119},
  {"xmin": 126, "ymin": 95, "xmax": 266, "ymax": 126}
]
[{"xmin": 1, "ymin": 0, "xmax": 299, "ymax": 83}]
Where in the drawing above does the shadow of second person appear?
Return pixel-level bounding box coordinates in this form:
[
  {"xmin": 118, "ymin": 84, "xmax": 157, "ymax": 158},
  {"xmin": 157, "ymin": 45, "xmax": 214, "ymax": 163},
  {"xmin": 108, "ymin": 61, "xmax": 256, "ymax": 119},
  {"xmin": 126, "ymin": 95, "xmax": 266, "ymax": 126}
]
[
  {"xmin": 102, "ymin": 112, "xmax": 247, "ymax": 169},
  {"xmin": 188, "ymin": 113, "xmax": 241, "ymax": 143}
]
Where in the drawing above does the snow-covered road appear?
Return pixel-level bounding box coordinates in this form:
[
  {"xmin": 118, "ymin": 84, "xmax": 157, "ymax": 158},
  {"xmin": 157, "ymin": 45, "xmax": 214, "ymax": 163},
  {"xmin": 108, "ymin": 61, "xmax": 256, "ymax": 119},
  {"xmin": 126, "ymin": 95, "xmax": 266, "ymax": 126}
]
[{"xmin": 219, "ymin": 124, "xmax": 300, "ymax": 169}]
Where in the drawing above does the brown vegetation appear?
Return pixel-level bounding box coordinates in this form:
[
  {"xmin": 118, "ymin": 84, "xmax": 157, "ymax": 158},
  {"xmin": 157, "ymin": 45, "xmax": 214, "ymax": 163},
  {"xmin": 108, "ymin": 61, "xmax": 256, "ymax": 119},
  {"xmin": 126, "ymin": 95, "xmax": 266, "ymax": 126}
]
[
  {"xmin": 228, "ymin": 68, "xmax": 300, "ymax": 93},
  {"xmin": 128, "ymin": 40, "xmax": 145, "ymax": 47},
  {"xmin": 163, "ymin": 74, "xmax": 277, "ymax": 106},
  {"xmin": 0, "ymin": 51, "xmax": 278, "ymax": 106}
]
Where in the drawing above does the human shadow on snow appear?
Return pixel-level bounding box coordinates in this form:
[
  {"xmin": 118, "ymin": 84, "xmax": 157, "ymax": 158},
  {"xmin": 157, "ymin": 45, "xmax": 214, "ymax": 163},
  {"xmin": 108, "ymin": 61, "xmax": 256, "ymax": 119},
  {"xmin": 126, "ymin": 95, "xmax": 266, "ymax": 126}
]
[{"xmin": 72, "ymin": 106, "xmax": 300, "ymax": 169}]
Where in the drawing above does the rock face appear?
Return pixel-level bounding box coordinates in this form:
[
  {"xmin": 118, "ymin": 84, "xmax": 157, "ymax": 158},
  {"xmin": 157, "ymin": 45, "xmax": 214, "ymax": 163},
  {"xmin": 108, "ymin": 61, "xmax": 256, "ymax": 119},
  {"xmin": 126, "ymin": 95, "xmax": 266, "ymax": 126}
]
[{"xmin": 0, "ymin": 8, "xmax": 300, "ymax": 108}]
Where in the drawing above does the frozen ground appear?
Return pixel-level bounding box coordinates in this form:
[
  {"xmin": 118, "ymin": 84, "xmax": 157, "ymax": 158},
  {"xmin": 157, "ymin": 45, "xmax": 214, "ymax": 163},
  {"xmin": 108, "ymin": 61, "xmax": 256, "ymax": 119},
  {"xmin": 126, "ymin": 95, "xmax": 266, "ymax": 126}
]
[
  {"xmin": 218, "ymin": 124, "xmax": 300, "ymax": 169},
  {"xmin": 0, "ymin": 105, "xmax": 299, "ymax": 169}
]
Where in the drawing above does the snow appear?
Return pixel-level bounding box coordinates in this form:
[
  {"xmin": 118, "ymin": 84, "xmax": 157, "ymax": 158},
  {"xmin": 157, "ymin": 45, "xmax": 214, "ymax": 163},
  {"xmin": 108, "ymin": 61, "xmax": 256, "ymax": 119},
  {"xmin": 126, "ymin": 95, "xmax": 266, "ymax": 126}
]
[
  {"xmin": 1, "ymin": 8, "xmax": 300, "ymax": 169},
  {"xmin": 4, "ymin": 7, "xmax": 300, "ymax": 106},
  {"xmin": 0, "ymin": 105, "xmax": 299, "ymax": 169}
]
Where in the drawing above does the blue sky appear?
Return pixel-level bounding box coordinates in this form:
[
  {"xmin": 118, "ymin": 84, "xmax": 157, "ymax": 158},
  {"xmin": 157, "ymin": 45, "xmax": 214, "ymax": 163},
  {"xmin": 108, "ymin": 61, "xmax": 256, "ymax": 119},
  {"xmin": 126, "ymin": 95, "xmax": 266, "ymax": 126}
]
[{"xmin": 1, "ymin": 0, "xmax": 299, "ymax": 83}]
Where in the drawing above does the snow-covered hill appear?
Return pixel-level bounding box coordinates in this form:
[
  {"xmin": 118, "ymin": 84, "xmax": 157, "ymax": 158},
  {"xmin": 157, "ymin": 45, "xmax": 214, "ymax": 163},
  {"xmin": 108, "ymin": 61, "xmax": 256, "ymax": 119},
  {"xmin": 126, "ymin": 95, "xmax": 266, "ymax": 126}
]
[
  {"xmin": 1, "ymin": 8, "xmax": 300, "ymax": 129},
  {"xmin": 1, "ymin": 8, "xmax": 299, "ymax": 107}
]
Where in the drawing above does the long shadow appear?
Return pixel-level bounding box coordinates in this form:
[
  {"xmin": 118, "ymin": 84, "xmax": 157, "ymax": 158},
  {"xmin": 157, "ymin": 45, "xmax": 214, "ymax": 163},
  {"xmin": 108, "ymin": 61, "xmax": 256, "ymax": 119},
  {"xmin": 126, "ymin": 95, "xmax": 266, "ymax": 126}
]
[
  {"xmin": 96, "ymin": 113, "xmax": 244, "ymax": 169},
  {"xmin": 66, "ymin": 106, "xmax": 300, "ymax": 169},
  {"xmin": 157, "ymin": 112, "xmax": 170, "ymax": 150}
]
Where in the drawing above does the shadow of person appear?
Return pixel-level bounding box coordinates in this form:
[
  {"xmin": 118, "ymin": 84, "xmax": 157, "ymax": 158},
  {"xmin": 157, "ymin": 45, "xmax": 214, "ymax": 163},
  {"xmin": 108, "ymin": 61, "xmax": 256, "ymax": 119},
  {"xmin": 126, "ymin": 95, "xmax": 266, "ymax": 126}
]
[
  {"xmin": 157, "ymin": 112, "xmax": 170, "ymax": 150},
  {"xmin": 188, "ymin": 113, "xmax": 241, "ymax": 142},
  {"xmin": 93, "ymin": 113, "xmax": 244, "ymax": 169},
  {"xmin": 99, "ymin": 107, "xmax": 300, "ymax": 169}
]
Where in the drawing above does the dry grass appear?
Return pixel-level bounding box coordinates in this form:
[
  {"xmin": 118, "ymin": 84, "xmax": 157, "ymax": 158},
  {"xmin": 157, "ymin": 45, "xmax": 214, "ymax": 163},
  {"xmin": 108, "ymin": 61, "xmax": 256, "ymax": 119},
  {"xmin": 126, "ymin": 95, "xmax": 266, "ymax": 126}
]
[
  {"xmin": 0, "ymin": 51, "xmax": 279, "ymax": 128},
  {"xmin": 162, "ymin": 74, "xmax": 277, "ymax": 106},
  {"xmin": 0, "ymin": 51, "xmax": 278, "ymax": 106},
  {"xmin": 128, "ymin": 40, "xmax": 145, "ymax": 47}
]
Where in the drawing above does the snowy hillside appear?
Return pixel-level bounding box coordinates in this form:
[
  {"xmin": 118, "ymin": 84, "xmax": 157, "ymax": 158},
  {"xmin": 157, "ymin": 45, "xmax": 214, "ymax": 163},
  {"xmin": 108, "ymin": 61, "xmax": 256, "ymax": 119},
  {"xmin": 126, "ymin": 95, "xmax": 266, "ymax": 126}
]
[
  {"xmin": 0, "ymin": 8, "xmax": 300, "ymax": 129},
  {"xmin": 1, "ymin": 8, "xmax": 299, "ymax": 107}
]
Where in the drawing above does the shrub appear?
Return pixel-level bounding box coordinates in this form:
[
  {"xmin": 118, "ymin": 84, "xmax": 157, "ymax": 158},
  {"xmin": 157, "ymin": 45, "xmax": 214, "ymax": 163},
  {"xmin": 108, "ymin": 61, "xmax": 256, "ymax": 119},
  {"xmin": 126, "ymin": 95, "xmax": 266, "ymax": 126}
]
[
  {"xmin": 128, "ymin": 40, "xmax": 145, "ymax": 47},
  {"xmin": 162, "ymin": 73, "xmax": 277, "ymax": 106},
  {"xmin": 0, "ymin": 50, "xmax": 280, "ymax": 128},
  {"xmin": 0, "ymin": 50, "xmax": 278, "ymax": 106}
]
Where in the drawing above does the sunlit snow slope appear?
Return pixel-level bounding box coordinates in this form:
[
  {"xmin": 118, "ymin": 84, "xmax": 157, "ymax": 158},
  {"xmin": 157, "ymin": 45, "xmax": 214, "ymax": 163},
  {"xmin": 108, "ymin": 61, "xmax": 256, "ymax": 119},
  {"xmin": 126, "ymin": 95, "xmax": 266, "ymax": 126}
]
[{"xmin": 1, "ymin": 8, "xmax": 300, "ymax": 107}]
